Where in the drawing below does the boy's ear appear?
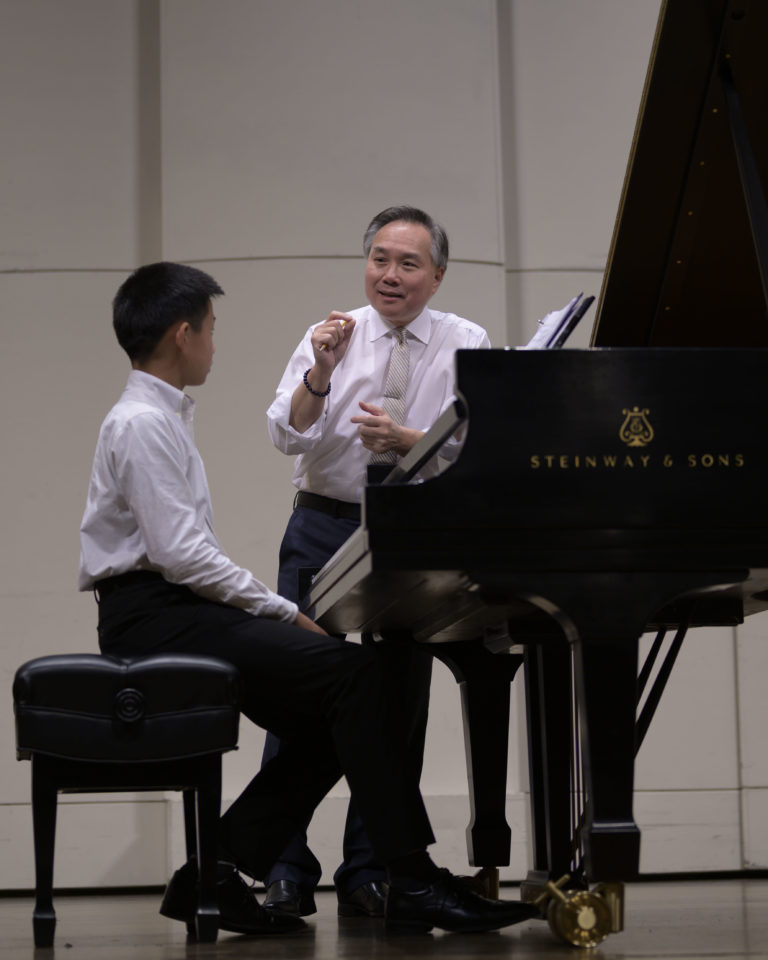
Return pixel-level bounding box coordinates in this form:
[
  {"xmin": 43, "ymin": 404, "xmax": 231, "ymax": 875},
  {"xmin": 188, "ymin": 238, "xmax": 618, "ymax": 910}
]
[{"xmin": 174, "ymin": 320, "xmax": 190, "ymax": 349}]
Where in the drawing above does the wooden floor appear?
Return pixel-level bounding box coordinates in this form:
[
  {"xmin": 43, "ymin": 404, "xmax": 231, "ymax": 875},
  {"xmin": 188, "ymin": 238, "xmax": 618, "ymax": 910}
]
[{"xmin": 1, "ymin": 879, "xmax": 766, "ymax": 959}]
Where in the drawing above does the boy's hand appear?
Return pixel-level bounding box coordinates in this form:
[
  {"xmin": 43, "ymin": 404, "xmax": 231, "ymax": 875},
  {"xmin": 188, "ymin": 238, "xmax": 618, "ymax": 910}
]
[{"xmin": 294, "ymin": 610, "xmax": 328, "ymax": 635}]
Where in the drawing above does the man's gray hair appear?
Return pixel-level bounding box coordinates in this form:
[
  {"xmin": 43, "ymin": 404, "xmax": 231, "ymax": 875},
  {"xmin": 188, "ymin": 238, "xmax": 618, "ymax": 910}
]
[{"xmin": 363, "ymin": 205, "xmax": 449, "ymax": 272}]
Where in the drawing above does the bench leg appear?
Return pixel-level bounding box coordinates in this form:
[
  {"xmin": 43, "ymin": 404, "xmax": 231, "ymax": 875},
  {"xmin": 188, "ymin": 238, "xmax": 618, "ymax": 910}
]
[
  {"xmin": 179, "ymin": 790, "xmax": 198, "ymax": 938},
  {"xmin": 185, "ymin": 760, "xmax": 221, "ymax": 943},
  {"xmin": 31, "ymin": 759, "xmax": 57, "ymax": 948},
  {"xmin": 183, "ymin": 788, "xmax": 197, "ymax": 861}
]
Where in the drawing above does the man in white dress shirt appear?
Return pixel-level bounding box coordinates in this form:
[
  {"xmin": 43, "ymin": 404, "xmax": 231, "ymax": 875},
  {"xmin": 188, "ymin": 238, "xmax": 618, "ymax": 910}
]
[{"xmin": 264, "ymin": 206, "xmax": 491, "ymax": 918}]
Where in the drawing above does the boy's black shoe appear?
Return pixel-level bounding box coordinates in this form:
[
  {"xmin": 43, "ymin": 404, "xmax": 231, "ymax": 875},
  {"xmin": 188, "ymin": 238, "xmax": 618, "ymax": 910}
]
[
  {"xmin": 385, "ymin": 869, "xmax": 539, "ymax": 933},
  {"xmin": 160, "ymin": 859, "xmax": 306, "ymax": 935}
]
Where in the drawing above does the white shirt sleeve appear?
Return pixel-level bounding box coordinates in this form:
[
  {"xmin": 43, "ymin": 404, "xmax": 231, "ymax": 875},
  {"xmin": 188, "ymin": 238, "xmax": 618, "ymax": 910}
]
[
  {"xmin": 266, "ymin": 327, "xmax": 327, "ymax": 454},
  {"xmin": 431, "ymin": 325, "xmax": 491, "ymax": 463},
  {"xmin": 113, "ymin": 411, "xmax": 298, "ymax": 622}
]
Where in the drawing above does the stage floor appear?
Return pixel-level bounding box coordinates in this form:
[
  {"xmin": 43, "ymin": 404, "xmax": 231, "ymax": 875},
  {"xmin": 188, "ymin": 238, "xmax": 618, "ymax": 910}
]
[{"xmin": 1, "ymin": 878, "xmax": 766, "ymax": 959}]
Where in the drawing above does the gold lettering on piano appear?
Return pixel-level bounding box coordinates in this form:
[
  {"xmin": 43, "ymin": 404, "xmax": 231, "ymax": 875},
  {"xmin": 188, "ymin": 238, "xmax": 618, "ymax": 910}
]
[
  {"xmin": 529, "ymin": 452, "xmax": 745, "ymax": 470},
  {"xmin": 530, "ymin": 454, "xmax": 652, "ymax": 469},
  {"xmin": 687, "ymin": 453, "xmax": 745, "ymax": 468},
  {"xmin": 619, "ymin": 407, "xmax": 654, "ymax": 447}
]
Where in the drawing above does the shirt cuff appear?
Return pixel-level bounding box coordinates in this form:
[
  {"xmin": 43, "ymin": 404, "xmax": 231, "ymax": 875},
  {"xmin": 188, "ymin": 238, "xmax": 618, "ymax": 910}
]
[{"xmin": 252, "ymin": 594, "xmax": 299, "ymax": 623}]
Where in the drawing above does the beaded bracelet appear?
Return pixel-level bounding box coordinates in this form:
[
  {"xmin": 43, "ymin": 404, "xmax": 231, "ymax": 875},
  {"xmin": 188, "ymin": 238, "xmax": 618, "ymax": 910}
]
[{"xmin": 303, "ymin": 368, "xmax": 331, "ymax": 398}]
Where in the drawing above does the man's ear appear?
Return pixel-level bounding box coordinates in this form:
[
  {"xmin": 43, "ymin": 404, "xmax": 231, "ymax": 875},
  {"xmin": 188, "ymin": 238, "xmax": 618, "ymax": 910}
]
[{"xmin": 431, "ymin": 267, "xmax": 445, "ymax": 294}]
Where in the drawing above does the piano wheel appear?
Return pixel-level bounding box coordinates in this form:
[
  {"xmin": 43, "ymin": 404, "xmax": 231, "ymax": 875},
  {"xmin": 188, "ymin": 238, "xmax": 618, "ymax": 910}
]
[
  {"xmin": 456, "ymin": 867, "xmax": 500, "ymax": 899},
  {"xmin": 535, "ymin": 876, "xmax": 623, "ymax": 947},
  {"xmin": 474, "ymin": 866, "xmax": 499, "ymax": 899}
]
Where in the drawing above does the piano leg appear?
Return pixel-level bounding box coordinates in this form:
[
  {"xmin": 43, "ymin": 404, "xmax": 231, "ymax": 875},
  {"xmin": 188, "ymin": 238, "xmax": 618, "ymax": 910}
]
[
  {"xmin": 572, "ymin": 634, "xmax": 641, "ymax": 881},
  {"xmin": 522, "ymin": 637, "xmax": 576, "ymax": 896},
  {"xmin": 514, "ymin": 570, "xmax": 732, "ymax": 884},
  {"xmin": 431, "ymin": 642, "xmax": 524, "ymax": 869}
]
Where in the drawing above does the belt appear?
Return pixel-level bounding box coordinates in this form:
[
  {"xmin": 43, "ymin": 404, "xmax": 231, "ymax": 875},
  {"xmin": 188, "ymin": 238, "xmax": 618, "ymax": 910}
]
[
  {"xmin": 94, "ymin": 570, "xmax": 165, "ymax": 598},
  {"xmin": 295, "ymin": 491, "xmax": 361, "ymax": 522}
]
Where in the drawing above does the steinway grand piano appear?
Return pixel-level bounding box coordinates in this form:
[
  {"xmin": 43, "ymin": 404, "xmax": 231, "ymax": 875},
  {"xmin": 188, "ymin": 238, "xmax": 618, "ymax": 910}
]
[{"xmin": 305, "ymin": 0, "xmax": 768, "ymax": 945}]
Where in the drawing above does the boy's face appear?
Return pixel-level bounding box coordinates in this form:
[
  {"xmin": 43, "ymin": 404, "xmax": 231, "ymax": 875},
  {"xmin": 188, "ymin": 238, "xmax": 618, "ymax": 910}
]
[{"xmin": 181, "ymin": 301, "xmax": 216, "ymax": 387}]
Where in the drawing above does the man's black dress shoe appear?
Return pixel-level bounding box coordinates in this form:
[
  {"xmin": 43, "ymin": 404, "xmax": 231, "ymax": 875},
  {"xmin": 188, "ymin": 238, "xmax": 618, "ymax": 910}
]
[
  {"xmin": 263, "ymin": 879, "xmax": 317, "ymax": 917},
  {"xmin": 337, "ymin": 880, "xmax": 388, "ymax": 917},
  {"xmin": 385, "ymin": 869, "xmax": 539, "ymax": 933},
  {"xmin": 159, "ymin": 859, "xmax": 306, "ymax": 935}
]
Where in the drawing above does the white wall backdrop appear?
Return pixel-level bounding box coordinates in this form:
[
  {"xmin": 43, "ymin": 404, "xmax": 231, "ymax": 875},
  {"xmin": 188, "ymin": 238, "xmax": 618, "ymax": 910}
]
[{"xmin": 2, "ymin": 0, "xmax": 764, "ymax": 890}]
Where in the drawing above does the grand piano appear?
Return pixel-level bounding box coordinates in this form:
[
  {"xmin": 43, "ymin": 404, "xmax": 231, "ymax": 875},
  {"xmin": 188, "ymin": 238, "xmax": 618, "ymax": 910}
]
[{"xmin": 304, "ymin": 0, "xmax": 768, "ymax": 945}]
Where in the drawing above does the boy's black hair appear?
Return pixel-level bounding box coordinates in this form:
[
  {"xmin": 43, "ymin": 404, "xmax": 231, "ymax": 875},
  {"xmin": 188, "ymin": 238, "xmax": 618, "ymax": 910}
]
[{"xmin": 112, "ymin": 262, "xmax": 224, "ymax": 362}]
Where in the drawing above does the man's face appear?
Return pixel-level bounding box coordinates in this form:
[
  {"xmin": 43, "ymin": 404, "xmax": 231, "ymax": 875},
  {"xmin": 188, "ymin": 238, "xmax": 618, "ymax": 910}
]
[
  {"xmin": 181, "ymin": 301, "xmax": 216, "ymax": 386},
  {"xmin": 364, "ymin": 220, "xmax": 444, "ymax": 326}
]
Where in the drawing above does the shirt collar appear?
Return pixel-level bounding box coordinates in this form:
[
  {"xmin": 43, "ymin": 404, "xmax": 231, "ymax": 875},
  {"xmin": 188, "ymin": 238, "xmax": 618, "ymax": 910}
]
[
  {"xmin": 125, "ymin": 369, "xmax": 196, "ymax": 425},
  {"xmin": 368, "ymin": 305, "xmax": 431, "ymax": 344}
]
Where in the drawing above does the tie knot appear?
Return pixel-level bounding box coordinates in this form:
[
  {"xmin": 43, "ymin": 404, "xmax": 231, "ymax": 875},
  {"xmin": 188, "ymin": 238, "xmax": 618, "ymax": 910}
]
[{"xmin": 394, "ymin": 328, "xmax": 407, "ymax": 345}]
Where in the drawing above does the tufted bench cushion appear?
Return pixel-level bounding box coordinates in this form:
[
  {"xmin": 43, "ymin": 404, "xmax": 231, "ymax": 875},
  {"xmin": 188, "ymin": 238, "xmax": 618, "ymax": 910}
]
[{"xmin": 13, "ymin": 653, "xmax": 240, "ymax": 764}]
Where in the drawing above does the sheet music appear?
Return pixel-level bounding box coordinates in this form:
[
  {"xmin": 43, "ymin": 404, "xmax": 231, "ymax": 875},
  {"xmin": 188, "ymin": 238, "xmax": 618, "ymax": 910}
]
[{"xmin": 523, "ymin": 293, "xmax": 589, "ymax": 349}]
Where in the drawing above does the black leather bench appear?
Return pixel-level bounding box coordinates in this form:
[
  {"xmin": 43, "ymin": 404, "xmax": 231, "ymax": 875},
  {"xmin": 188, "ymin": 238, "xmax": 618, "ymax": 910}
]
[{"xmin": 13, "ymin": 653, "xmax": 240, "ymax": 946}]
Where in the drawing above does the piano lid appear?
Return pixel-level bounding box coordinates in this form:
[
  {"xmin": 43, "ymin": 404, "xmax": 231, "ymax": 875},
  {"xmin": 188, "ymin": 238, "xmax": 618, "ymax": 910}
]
[{"xmin": 591, "ymin": 0, "xmax": 768, "ymax": 347}]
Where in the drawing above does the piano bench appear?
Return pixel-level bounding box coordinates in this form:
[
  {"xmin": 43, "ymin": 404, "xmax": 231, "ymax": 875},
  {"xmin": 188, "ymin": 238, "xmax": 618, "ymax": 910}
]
[{"xmin": 12, "ymin": 653, "xmax": 240, "ymax": 948}]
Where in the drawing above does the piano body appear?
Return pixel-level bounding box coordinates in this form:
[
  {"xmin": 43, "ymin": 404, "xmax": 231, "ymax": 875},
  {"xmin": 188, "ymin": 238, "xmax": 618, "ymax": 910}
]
[{"xmin": 305, "ymin": 0, "xmax": 768, "ymax": 944}]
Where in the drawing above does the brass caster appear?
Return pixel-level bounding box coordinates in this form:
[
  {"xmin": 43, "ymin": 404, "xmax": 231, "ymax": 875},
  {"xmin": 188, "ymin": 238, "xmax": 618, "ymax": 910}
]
[
  {"xmin": 532, "ymin": 875, "xmax": 622, "ymax": 947},
  {"xmin": 546, "ymin": 888, "xmax": 613, "ymax": 948},
  {"xmin": 456, "ymin": 866, "xmax": 500, "ymax": 899},
  {"xmin": 474, "ymin": 866, "xmax": 500, "ymax": 900}
]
